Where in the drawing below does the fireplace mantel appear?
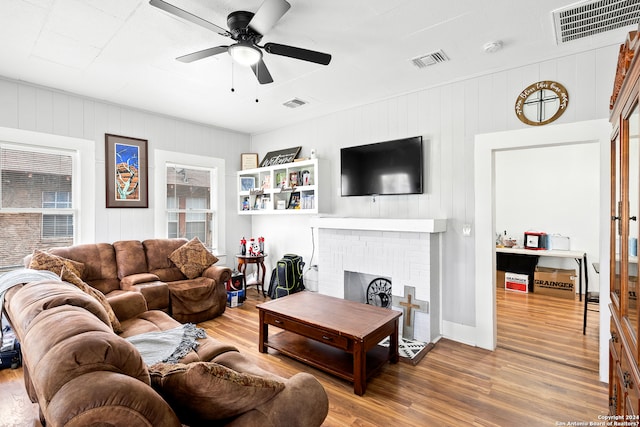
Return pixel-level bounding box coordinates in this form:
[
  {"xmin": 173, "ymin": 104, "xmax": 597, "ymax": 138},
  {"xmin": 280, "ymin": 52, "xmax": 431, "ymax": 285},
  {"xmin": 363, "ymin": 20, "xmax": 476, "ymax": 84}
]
[{"xmin": 310, "ymin": 217, "xmax": 447, "ymax": 233}]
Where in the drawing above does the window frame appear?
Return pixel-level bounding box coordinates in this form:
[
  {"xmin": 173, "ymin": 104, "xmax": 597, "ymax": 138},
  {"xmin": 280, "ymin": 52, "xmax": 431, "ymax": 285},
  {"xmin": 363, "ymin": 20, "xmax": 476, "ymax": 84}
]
[
  {"xmin": 154, "ymin": 150, "xmax": 225, "ymax": 254},
  {"xmin": 165, "ymin": 165, "xmax": 214, "ymax": 246},
  {"xmin": 0, "ymin": 127, "xmax": 95, "ymax": 244}
]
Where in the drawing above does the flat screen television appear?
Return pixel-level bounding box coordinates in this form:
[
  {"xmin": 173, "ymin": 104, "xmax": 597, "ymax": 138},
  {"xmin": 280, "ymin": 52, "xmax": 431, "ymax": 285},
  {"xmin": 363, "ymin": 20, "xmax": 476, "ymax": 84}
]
[{"xmin": 340, "ymin": 136, "xmax": 423, "ymax": 196}]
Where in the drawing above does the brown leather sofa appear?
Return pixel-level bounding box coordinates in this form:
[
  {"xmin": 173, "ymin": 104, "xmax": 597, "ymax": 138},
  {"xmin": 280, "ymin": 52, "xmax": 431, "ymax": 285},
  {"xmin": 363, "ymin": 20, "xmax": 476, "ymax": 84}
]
[
  {"xmin": 4, "ymin": 279, "xmax": 329, "ymax": 426},
  {"xmin": 25, "ymin": 238, "xmax": 232, "ymax": 323}
]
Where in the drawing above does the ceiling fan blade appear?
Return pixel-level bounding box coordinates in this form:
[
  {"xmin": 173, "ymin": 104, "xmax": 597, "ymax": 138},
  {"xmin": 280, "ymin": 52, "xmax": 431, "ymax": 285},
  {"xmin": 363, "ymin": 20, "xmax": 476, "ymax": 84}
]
[
  {"xmin": 149, "ymin": 0, "xmax": 230, "ymax": 37},
  {"xmin": 251, "ymin": 59, "xmax": 274, "ymax": 84},
  {"xmin": 264, "ymin": 43, "xmax": 331, "ymax": 65},
  {"xmin": 248, "ymin": 0, "xmax": 291, "ymax": 35},
  {"xmin": 177, "ymin": 46, "xmax": 228, "ymax": 63}
]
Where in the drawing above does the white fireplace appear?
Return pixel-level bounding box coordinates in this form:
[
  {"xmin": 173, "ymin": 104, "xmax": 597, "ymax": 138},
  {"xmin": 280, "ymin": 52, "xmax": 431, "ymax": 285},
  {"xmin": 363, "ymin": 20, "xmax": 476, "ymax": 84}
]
[{"xmin": 310, "ymin": 217, "xmax": 446, "ymax": 343}]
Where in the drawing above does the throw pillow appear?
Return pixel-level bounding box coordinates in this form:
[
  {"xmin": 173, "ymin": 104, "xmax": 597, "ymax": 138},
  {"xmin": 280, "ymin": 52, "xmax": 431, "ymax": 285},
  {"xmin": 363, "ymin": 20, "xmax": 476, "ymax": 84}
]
[
  {"xmin": 148, "ymin": 361, "xmax": 284, "ymax": 421},
  {"xmin": 60, "ymin": 267, "xmax": 123, "ymax": 334},
  {"xmin": 169, "ymin": 237, "xmax": 218, "ymax": 279},
  {"xmin": 29, "ymin": 249, "xmax": 85, "ymax": 277}
]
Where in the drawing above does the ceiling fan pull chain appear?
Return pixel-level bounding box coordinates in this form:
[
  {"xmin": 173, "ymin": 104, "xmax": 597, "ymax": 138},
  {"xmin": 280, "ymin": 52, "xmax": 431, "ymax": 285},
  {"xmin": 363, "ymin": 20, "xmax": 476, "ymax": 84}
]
[
  {"xmin": 255, "ymin": 67, "xmax": 259, "ymax": 102},
  {"xmin": 230, "ymin": 60, "xmax": 235, "ymax": 93}
]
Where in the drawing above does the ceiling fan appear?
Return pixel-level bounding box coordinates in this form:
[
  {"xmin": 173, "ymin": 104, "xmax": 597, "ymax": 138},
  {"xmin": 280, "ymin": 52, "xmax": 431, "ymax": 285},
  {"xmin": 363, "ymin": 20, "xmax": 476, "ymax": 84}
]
[{"xmin": 149, "ymin": 0, "xmax": 332, "ymax": 84}]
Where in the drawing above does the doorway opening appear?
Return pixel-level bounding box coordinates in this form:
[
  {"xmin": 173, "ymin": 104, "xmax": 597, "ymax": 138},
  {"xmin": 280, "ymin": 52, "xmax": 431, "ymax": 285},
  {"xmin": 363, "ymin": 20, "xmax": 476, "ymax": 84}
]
[{"xmin": 474, "ymin": 119, "xmax": 611, "ymax": 382}]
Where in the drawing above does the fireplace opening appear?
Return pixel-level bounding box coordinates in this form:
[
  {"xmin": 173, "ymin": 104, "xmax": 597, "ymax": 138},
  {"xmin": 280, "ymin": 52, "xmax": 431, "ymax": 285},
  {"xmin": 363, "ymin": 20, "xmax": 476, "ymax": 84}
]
[{"xmin": 344, "ymin": 271, "xmax": 392, "ymax": 307}]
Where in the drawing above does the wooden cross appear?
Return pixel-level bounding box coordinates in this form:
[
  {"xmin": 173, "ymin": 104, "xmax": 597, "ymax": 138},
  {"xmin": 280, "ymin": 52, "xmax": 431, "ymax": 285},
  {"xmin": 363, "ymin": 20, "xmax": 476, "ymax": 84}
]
[
  {"xmin": 392, "ymin": 286, "xmax": 428, "ymax": 340},
  {"xmin": 399, "ymin": 294, "xmax": 420, "ymax": 327}
]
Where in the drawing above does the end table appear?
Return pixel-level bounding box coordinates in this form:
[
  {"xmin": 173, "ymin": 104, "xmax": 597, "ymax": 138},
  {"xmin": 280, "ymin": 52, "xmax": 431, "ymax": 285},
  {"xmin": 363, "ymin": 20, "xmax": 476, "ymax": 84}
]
[{"xmin": 236, "ymin": 254, "xmax": 268, "ymax": 297}]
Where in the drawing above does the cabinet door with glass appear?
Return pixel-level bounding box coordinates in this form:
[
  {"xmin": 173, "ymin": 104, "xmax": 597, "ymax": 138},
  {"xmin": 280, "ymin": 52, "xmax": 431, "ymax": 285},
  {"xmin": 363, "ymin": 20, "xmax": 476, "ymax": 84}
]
[
  {"xmin": 626, "ymin": 100, "xmax": 640, "ymax": 348},
  {"xmin": 611, "ymin": 99, "xmax": 640, "ymax": 355}
]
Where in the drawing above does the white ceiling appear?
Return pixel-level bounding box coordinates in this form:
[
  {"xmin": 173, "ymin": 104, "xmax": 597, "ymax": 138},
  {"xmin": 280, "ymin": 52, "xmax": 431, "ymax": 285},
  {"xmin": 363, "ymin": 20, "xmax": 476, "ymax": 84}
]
[{"xmin": 0, "ymin": 0, "xmax": 636, "ymax": 134}]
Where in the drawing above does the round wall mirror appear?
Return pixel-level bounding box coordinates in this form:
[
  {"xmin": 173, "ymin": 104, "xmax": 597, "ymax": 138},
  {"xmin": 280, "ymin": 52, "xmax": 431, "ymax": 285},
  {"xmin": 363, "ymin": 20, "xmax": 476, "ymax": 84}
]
[{"xmin": 514, "ymin": 81, "xmax": 569, "ymax": 126}]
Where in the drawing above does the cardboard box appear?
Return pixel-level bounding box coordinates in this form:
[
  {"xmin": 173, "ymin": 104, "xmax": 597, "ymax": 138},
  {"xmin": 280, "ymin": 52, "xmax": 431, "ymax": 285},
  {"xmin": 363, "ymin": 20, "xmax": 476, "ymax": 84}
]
[
  {"xmin": 533, "ymin": 267, "xmax": 576, "ymax": 299},
  {"xmin": 505, "ymin": 272, "xmax": 529, "ymax": 293},
  {"xmin": 496, "ymin": 270, "xmax": 506, "ymax": 289},
  {"xmin": 226, "ymin": 289, "xmax": 245, "ymax": 307}
]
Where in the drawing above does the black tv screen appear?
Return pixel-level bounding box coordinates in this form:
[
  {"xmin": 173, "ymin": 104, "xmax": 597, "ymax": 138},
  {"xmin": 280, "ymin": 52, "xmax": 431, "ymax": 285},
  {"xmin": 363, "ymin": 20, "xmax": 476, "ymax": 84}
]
[{"xmin": 340, "ymin": 136, "xmax": 423, "ymax": 196}]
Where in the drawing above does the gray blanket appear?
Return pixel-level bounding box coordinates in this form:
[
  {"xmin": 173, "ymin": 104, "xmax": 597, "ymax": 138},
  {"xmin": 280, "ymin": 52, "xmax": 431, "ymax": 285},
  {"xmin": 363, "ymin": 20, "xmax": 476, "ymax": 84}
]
[
  {"xmin": 0, "ymin": 268, "xmax": 62, "ymax": 339},
  {"xmin": 126, "ymin": 323, "xmax": 207, "ymax": 366}
]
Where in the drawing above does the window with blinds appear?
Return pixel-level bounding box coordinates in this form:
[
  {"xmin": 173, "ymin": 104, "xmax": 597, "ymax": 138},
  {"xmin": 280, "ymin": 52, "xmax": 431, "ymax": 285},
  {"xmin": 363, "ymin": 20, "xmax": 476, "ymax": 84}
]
[
  {"xmin": 166, "ymin": 164, "xmax": 216, "ymax": 249},
  {"xmin": 0, "ymin": 145, "xmax": 76, "ymax": 268}
]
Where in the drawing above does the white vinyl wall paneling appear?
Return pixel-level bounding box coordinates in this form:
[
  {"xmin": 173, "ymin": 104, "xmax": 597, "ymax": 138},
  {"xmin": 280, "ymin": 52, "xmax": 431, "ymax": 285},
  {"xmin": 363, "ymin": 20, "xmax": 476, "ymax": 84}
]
[
  {"xmin": 0, "ymin": 77, "xmax": 251, "ymax": 258},
  {"xmin": 250, "ymin": 45, "xmax": 619, "ymax": 342}
]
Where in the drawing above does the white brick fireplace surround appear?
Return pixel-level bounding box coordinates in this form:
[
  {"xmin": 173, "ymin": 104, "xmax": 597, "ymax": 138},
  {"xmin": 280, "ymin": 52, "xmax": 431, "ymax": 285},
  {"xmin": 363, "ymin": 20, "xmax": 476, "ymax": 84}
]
[{"xmin": 310, "ymin": 217, "xmax": 447, "ymax": 344}]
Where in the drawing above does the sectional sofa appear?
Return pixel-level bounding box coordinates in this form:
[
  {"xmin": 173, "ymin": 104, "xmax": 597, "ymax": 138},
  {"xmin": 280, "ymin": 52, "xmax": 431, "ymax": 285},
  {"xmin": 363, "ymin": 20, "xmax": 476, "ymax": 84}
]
[
  {"xmin": 3, "ymin": 275, "xmax": 329, "ymax": 426},
  {"xmin": 25, "ymin": 237, "xmax": 232, "ymax": 323}
]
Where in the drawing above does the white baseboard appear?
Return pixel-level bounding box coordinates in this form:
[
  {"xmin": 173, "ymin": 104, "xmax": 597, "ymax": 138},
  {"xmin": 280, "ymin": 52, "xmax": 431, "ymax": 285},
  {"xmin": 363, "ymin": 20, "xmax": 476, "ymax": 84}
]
[{"xmin": 442, "ymin": 320, "xmax": 492, "ymax": 349}]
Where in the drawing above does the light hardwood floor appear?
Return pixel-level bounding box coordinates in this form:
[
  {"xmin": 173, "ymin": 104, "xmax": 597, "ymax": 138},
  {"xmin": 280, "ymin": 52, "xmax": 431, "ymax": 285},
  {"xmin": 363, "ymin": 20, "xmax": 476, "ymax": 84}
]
[{"xmin": 0, "ymin": 288, "xmax": 608, "ymax": 426}]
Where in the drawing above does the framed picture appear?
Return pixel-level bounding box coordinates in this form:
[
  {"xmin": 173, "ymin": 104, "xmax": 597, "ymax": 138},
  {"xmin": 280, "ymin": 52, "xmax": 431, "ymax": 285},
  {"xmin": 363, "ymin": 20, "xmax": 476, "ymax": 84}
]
[
  {"xmin": 240, "ymin": 177, "xmax": 255, "ymax": 191},
  {"xmin": 105, "ymin": 134, "xmax": 148, "ymax": 208},
  {"xmin": 288, "ymin": 191, "xmax": 301, "ymax": 209},
  {"xmin": 241, "ymin": 153, "xmax": 259, "ymax": 170},
  {"xmin": 289, "ymin": 171, "xmax": 299, "ymax": 187},
  {"xmin": 276, "ymin": 171, "xmax": 288, "ymax": 187}
]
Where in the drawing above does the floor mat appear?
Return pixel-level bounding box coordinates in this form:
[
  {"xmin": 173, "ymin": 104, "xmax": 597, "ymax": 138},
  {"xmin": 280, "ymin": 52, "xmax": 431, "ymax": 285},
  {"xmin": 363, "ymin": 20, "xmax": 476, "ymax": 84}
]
[{"xmin": 379, "ymin": 337, "xmax": 434, "ymax": 365}]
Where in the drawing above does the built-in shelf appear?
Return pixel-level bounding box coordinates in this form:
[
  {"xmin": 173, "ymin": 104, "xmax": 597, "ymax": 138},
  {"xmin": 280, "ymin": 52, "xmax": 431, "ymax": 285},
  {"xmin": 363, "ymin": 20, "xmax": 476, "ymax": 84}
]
[{"xmin": 237, "ymin": 158, "xmax": 324, "ymax": 215}]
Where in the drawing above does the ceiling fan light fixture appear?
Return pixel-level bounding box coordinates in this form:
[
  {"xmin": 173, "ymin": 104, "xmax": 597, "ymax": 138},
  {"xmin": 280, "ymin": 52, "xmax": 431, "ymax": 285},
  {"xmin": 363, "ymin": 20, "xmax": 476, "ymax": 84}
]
[{"xmin": 228, "ymin": 43, "xmax": 262, "ymax": 66}]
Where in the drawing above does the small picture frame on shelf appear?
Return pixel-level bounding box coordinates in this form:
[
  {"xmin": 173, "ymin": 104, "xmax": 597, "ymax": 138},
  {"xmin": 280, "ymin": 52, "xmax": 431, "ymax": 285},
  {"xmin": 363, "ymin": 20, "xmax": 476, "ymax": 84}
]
[
  {"xmin": 240, "ymin": 177, "xmax": 255, "ymax": 192},
  {"xmin": 241, "ymin": 153, "xmax": 259, "ymax": 170},
  {"xmin": 288, "ymin": 191, "xmax": 301, "ymax": 209},
  {"xmin": 289, "ymin": 172, "xmax": 299, "ymax": 187},
  {"xmin": 276, "ymin": 172, "xmax": 287, "ymax": 188},
  {"xmin": 261, "ymin": 175, "xmax": 271, "ymax": 189}
]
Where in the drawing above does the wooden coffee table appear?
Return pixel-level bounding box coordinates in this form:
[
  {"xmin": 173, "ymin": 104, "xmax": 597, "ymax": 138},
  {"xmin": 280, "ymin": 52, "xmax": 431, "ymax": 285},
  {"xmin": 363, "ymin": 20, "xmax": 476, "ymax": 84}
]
[{"xmin": 257, "ymin": 291, "xmax": 401, "ymax": 395}]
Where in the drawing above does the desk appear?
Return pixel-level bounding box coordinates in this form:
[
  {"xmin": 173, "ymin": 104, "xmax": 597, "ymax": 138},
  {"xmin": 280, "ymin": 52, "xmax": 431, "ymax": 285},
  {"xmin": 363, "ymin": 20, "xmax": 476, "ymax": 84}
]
[
  {"xmin": 496, "ymin": 247, "xmax": 588, "ymax": 301},
  {"xmin": 236, "ymin": 254, "xmax": 268, "ymax": 297}
]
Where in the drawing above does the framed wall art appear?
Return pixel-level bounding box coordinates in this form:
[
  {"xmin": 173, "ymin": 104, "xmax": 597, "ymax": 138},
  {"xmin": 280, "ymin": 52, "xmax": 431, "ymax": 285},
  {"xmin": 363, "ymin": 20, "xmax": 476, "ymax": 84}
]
[
  {"xmin": 241, "ymin": 153, "xmax": 259, "ymax": 170},
  {"xmin": 240, "ymin": 177, "xmax": 255, "ymax": 191},
  {"xmin": 105, "ymin": 134, "xmax": 148, "ymax": 208}
]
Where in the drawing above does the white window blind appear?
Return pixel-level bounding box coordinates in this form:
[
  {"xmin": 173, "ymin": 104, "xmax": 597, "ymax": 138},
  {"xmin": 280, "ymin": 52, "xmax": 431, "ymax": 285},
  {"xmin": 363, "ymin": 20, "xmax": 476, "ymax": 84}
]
[{"xmin": 0, "ymin": 145, "xmax": 76, "ymax": 268}]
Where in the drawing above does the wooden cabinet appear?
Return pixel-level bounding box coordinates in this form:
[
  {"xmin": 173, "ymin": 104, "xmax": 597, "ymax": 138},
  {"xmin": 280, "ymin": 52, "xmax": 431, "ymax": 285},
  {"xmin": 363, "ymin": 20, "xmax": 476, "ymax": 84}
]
[
  {"xmin": 610, "ymin": 28, "xmax": 640, "ymax": 416},
  {"xmin": 237, "ymin": 159, "xmax": 325, "ymax": 215}
]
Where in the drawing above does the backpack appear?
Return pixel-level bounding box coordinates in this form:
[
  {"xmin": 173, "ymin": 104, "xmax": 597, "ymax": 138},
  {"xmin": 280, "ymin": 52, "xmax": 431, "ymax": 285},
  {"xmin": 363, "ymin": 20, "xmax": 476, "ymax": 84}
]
[
  {"xmin": 269, "ymin": 254, "xmax": 305, "ymax": 299},
  {"xmin": 0, "ymin": 325, "xmax": 21, "ymax": 370}
]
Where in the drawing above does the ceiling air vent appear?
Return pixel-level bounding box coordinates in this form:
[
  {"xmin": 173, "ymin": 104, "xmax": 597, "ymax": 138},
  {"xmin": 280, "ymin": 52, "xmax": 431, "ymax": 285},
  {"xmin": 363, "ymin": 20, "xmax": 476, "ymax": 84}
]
[
  {"xmin": 411, "ymin": 50, "xmax": 449, "ymax": 69},
  {"xmin": 553, "ymin": 0, "xmax": 640, "ymax": 44},
  {"xmin": 283, "ymin": 98, "xmax": 308, "ymax": 108}
]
